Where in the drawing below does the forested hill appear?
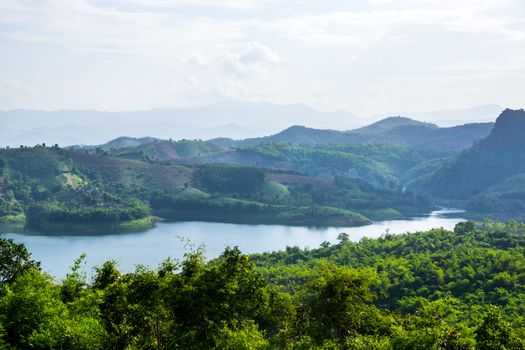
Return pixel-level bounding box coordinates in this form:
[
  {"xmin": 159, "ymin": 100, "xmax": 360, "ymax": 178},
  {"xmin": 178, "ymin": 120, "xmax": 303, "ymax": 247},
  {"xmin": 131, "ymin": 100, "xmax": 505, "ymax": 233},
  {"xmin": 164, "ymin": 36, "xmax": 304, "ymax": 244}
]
[
  {"xmin": 75, "ymin": 116, "xmax": 494, "ymax": 155},
  {"xmin": 209, "ymin": 117, "xmax": 493, "ymax": 152},
  {"xmin": 416, "ymin": 109, "xmax": 525, "ymax": 218},
  {"xmin": 1, "ymin": 145, "xmax": 438, "ymax": 232}
]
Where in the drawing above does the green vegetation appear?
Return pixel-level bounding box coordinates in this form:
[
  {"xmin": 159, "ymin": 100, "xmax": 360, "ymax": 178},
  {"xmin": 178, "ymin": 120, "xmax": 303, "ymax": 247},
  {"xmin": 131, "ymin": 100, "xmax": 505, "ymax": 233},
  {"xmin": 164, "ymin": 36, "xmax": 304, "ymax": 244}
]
[
  {"xmin": 0, "ymin": 147, "xmax": 154, "ymax": 232},
  {"xmin": 0, "ymin": 143, "xmax": 437, "ymax": 232},
  {"xmin": 415, "ymin": 109, "xmax": 525, "ymax": 220},
  {"xmin": 1, "ymin": 222, "xmax": 525, "ymax": 348},
  {"xmin": 195, "ymin": 164, "xmax": 266, "ymax": 195}
]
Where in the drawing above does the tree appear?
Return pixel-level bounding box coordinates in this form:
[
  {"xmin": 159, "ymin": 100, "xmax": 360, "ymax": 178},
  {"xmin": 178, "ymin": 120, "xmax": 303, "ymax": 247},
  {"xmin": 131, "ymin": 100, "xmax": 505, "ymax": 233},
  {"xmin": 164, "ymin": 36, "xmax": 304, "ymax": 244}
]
[
  {"xmin": 337, "ymin": 232, "xmax": 350, "ymax": 244},
  {"xmin": 305, "ymin": 263, "xmax": 382, "ymax": 343},
  {"xmin": 0, "ymin": 238, "xmax": 40, "ymax": 286},
  {"xmin": 454, "ymin": 221, "xmax": 476, "ymax": 234},
  {"xmin": 475, "ymin": 305, "xmax": 512, "ymax": 350}
]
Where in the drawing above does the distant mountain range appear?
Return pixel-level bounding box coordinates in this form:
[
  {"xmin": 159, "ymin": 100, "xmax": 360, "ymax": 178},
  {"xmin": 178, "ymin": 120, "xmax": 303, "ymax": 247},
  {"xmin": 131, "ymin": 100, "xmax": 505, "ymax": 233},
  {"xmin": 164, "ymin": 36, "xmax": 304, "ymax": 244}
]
[
  {"xmin": 73, "ymin": 115, "xmax": 493, "ymax": 158},
  {"xmin": 0, "ymin": 101, "xmax": 362, "ymax": 147},
  {"xmin": 210, "ymin": 117, "xmax": 493, "ymax": 152},
  {"xmin": 0, "ymin": 101, "xmax": 503, "ymax": 147}
]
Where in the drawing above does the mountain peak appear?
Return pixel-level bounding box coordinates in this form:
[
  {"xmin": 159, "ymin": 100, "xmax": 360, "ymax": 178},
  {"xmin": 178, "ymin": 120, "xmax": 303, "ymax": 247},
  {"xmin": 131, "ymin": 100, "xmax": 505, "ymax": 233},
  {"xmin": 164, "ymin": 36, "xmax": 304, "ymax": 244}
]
[
  {"xmin": 352, "ymin": 116, "xmax": 437, "ymax": 135},
  {"xmin": 492, "ymin": 109, "xmax": 525, "ymax": 138}
]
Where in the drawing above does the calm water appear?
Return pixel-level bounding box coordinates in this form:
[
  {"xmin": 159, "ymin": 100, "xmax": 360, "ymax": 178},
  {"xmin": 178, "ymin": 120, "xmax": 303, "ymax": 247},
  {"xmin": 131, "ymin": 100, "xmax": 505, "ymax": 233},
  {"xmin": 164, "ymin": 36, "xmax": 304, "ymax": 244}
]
[{"xmin": 0, "ymin": 209, "xmax": 464, "ymax": 279}]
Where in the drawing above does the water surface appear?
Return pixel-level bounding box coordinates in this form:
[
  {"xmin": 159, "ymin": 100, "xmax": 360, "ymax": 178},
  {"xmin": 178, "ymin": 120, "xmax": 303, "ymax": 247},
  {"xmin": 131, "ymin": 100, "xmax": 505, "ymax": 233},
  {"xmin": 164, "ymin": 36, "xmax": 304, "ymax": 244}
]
[{"xmin": 0, "ymin": 209, "xmax": 464, "ymax": 279}]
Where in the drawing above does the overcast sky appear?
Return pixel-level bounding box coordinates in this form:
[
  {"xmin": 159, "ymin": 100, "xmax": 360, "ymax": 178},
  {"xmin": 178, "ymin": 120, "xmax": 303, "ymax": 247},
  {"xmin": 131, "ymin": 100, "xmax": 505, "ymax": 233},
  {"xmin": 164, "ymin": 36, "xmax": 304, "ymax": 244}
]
[{"xmin": 0, "ymin": 0, "xmax": 524, "ymax": 117}]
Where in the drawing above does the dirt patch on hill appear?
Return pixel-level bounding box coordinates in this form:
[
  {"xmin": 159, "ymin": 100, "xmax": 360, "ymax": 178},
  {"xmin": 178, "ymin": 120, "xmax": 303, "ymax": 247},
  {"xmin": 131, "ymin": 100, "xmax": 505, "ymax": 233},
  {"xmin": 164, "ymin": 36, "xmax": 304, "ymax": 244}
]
[
  {"xmin": 63, "ymin": 173, "xmax": 74, "ymax": 187},
  {"xmin": 153, "ymin": 141, "xmax": 179, "ymax": 160},
  {"xmin": 266, "ymin": 173, "xmax": 333, "ymax": 187},
  {"xmin": 148, "ymin": 164, "xmax": 194, "ymax": 189}
]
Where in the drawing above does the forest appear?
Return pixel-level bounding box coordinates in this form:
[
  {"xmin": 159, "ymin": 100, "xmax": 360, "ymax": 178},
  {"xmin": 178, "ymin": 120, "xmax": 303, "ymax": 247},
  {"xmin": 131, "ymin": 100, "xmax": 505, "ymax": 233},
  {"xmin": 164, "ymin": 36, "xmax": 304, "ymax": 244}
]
[
  {"xmin": 0, "ymin": 221, "xmax": 524, "ymax": 349},
  {"xmin": 0, "ymin": 144, "xmax": 431, "ymax": 231}
]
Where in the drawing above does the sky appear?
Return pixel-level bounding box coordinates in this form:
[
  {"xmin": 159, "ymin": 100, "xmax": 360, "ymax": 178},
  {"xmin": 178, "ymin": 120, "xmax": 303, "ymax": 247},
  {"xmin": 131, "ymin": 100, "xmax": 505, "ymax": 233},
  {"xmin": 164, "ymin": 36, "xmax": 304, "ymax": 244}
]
[{"xmin": 0, "ymin": 0, "xmax": 524, "ymax": 117}]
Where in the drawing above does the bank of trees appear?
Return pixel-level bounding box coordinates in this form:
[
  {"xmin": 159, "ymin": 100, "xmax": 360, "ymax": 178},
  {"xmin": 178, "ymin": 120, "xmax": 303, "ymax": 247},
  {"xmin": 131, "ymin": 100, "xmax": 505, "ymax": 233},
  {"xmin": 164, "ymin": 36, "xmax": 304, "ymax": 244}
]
[{"xmin": 1, "ymin": 222, "xmax": 525, "ymax": 348}]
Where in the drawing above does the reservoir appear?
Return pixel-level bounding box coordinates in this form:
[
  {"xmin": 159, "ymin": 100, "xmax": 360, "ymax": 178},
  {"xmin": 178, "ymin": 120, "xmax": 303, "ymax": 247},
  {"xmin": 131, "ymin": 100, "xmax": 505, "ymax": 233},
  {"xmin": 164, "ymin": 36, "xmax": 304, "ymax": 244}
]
[{"xmin": 0, "ymin": 209, "xmax": 464, "ymax": 279}]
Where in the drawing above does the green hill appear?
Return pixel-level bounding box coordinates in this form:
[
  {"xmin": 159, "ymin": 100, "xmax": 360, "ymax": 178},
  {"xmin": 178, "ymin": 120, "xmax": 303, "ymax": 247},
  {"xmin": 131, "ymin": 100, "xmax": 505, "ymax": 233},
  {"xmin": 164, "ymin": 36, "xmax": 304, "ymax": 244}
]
[
  {"xmin": 424, "ymin": 109, "xmax": 525, "ymax": 198},
  {"xmin": 414, "ymin": 109, "xmax": 525, "ymax": 218},
  {"xmin": 0, "ymin": 147, "xmax": 388, "ymax": 231}
]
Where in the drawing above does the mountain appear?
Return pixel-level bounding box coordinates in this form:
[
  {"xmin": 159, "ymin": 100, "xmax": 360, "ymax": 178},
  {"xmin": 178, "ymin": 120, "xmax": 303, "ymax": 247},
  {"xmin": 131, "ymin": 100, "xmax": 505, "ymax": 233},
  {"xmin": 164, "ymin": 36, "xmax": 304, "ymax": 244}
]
[
  {"xmin": 211, "ymin": 125, "xmax": 367, "ymax": 148},
  {"xmin": 0, "ymin": 101, "xmax": 363, "ymax": 147},
  {"xmin": 365, "ymin": 122, "xmax": 494, "ymax": 152},
  {"xmin": 211, "ymin": 118, "xmax": 493, "ymax": 152},
  {"xmin": 71, "ymin": 138, "xmax": 227, "ymax": 161},
  {"xmin": 351, "ymin": 116, "xmax": 437, "ymax": 135},
  {"xmin": 69, "ymin": 136, "xmax": 160, "ymax": 151},
  {"xmin": 418, "ymin": 109, "xmax": 525, "ymax": 214}
]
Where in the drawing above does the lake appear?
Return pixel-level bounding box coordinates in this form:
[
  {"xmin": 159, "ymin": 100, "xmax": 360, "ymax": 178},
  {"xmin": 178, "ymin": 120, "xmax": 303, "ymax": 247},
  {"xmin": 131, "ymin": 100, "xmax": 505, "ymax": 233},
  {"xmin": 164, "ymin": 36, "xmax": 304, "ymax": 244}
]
[{"xmin": 0, "ymin": 209, "xmax": 464, "ymax": 279}]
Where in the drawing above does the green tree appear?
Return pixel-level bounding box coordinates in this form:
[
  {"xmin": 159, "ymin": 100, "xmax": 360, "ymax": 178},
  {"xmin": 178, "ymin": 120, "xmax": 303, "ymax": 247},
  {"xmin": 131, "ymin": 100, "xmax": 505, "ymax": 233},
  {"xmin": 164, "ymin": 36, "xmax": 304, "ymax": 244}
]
[
  {"xmin": 475, "ymin": 305, "xmax": 513, "ymax": 350},
  {"xmin": 0, "ymin": 238, "xmax": 40, "ymax": 286}
]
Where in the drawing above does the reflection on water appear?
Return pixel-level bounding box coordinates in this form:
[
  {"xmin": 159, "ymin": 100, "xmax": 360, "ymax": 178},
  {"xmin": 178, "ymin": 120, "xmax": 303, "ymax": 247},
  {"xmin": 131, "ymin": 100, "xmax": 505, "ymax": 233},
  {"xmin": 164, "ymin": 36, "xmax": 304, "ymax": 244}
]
[{"xmin": 0, "ymin": 210, "xmax": 464, "ymax": 279}]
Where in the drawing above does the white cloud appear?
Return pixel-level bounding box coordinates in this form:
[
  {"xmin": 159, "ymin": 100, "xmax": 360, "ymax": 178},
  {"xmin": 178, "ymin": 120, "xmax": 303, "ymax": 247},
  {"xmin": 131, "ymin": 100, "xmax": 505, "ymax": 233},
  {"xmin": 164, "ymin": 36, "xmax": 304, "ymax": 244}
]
[
  {"xmin": 182, "ymin": 42, "xmax": 282, "ymax": 77},
  {"xmin": 219, "ymin": 42, "xmax": 282, "ymax": 76}
]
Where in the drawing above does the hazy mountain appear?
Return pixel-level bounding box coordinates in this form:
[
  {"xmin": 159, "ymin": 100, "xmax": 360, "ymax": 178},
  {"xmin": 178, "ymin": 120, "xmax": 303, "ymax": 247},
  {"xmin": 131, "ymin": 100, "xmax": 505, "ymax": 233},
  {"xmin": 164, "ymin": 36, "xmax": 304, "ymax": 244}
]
[
  {"xmin": 211, "ymin": 118, "xmax": 493, "ymax": 152},
  {"xmin": 0, "ymin": 101, "xmax": 362, "ymax": 147},
  {"xmin": 366, "ymin": 122, "xmax": 494, "ymax": 152},
  {"xmin": 211, "ymin": 125, "xmax": 367, "ymax": 148},
  {"xmin": 351, "ymin": 116, "xmax": 437, "ymax": 135}
]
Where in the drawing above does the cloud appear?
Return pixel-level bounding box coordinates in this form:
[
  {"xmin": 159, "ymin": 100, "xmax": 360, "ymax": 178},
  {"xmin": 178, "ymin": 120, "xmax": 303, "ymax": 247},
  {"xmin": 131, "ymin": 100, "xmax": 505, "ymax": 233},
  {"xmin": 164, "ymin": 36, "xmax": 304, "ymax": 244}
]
[
  {"xmin": 219, "ymin": 42, "xmax": 282, "ymax": 76},
  {"xmin": 183, "ymin": 42, "xmax": 283, "ymax": 77}
]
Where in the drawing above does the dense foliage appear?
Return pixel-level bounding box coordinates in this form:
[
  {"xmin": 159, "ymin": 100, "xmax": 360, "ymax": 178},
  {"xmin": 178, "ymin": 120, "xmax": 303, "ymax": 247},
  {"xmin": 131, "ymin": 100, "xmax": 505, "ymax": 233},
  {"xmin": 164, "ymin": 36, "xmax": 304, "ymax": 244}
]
[
  {"xmin": 1, "ymin": 222, "xmax": 525, "ymax": 348},
  {"xmin": 0, "ymin": 144, "xmax": 434, "ymax": 231},
  {"xmin": 0, "ymin": 147, "xmax": 153, "ymax": 230},
  {"xmin": 195, "ymin": 164, "xmax": 266, "ymax": 195}
]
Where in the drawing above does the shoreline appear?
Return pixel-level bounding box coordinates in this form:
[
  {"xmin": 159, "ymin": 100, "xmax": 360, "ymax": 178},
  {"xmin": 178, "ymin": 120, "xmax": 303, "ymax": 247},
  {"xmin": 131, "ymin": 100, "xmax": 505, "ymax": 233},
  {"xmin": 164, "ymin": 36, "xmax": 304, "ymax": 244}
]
[{"xmin": 0, "ymin": 208, "xmax": 462, "ymax": 236}]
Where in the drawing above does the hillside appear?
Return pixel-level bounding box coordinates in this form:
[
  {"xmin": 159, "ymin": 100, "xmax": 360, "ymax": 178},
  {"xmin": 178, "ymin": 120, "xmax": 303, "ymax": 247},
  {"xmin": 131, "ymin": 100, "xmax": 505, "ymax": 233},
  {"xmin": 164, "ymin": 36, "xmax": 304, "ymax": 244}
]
[
  {"xmin": 0, "ymin": 146, "xmax": 194, "ymax": 231},
  {"xmin": 424, "ymin": 109, "xmax": 525, "ymax": 198},
  {"xmin": 416, "ymin": 109, "xmax": 525, "ymax": 217},
  {"xmin": 2, "ymin": 146, "xmax": 416, "ymax": 231}
]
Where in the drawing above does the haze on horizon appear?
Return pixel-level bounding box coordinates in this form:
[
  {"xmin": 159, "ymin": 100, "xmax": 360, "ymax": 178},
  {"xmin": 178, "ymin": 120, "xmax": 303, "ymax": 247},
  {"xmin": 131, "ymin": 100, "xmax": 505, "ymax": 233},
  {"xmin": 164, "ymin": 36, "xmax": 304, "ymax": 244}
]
[{"xmin": 0, "ymin": 0, "xmax": 524, "ymax": 119}]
